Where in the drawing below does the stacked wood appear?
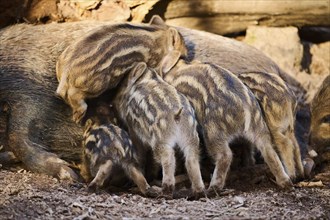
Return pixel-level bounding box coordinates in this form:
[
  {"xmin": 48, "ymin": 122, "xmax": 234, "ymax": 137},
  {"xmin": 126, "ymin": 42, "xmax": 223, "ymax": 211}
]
[
  {"xmin": 1, "ymin": 0, "xmax": 328, "ymax": 36},
  {"xmin": 162, "ymin": 0, "xmax": 330, "ymax": 35},
  {"xmin": 55, "ymin": 0, "xmax": 160, "ymax": 23},
  {"xmin": 0, "ymin": 0, "xmax": 160, "ymax": 28}
]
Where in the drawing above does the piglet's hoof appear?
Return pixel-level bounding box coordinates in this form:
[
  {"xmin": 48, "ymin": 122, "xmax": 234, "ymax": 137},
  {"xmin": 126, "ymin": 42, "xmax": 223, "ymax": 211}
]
[
  {"xmin": 303, "ymin": 158, "xmax": 315, "ymax": 179},
  {"xmin": 145, "ymin": 186, "xmax": 162, "ymax": 198},
  {"xmin": 193, "ymin": 189, "xmax": 207, "ymax": 200},
  {"xmin": 87, "ymin": 182, "xmax": 102, "ymax": 194},
  {"xmin": 273, "ymin": 177, "xmax": 294, "ymax": 191},
  {"xmin": 161, "ymin": 184, "xmax": 174, "ymax": 199}
]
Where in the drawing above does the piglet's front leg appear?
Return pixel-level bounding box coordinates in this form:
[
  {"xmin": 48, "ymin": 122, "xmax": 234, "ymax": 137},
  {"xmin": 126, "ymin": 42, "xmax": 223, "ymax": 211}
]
[{"xmin": 66, "ymin": 87, "xmax": 88, "ymax": 124}]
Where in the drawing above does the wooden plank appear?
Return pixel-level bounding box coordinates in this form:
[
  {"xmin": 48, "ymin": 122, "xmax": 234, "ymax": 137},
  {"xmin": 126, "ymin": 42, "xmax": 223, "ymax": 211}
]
[{"xmin": 163, "ymin": 0, "xmax": 330, "ymax": 35}]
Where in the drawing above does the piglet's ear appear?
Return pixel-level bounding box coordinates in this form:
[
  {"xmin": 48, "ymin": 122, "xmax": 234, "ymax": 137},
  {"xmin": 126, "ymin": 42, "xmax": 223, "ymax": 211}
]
[
  {"xmin": 168, "ymin": 27, "xmax": 182, "ymax": 49},
  {"xmin": 128, "ymin": 62, "xmax": 147, "ymax": 86},
  {"xmin": 149, "ymin": 15, "xmax": 166, "ymax": 26},
  {"xmin": 160, "ymin": 51, "xmax": 180, "ymax": 75}
]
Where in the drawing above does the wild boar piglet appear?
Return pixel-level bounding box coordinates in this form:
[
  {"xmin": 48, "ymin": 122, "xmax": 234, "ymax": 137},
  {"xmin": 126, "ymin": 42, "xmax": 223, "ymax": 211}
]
[
  {"xmin": 81, "ymin": 119, "xmax": 155, "ymax": 196},
  {"xmin": 114, "ymin": 62, "xmax": 205, "ymax": 198},
  {"xmin": 164, "ymin": 60, "xmax": 293, "ymax": 192},
  {"xmin": 310, "ymin": 75, "xmax": 330, "ymax": 162},
  {"xmin": 238, "ymin": 71, "xmax": 305, "ymax": 180},
  {"xmin": 56, "ymin": 15, "xmax": 187, "ymax": 123}
]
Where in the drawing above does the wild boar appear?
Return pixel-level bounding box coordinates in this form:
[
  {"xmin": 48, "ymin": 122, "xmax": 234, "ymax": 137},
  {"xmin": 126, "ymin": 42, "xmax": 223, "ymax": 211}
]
[
  {"xmin": 238, "ymin": 72, "xmax": 305, "ymax": 180},
  {"xmin": 114, "ymin": 62, "xmax": 205, "ymax": 197},
  {"xmin": 310, "ymin": 75, "xmax": 330, "ymax": 158},
  {"xmin": 56, "ymin": 16, "xmax": 187, "ymax": 123},
  {"xmin": 164, "ymin": 60, "xmax": 292, "ymax": 190},
  {"xmin": 0, "ymin": 19, "xmax": 308, "ymax": 183},
  {"xmin": 81, "ymin": 118, "xmax": 153, "ymax": 196}
]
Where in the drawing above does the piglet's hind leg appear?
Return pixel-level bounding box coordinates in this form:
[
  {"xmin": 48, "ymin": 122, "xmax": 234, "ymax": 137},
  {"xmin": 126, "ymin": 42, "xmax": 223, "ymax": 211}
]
[
  {"xmin": 124, "ymin": 163, "xmax": 155, "ymax": 196},
  {"xmin": 88, "ymin": 160, "xmax": 113, "ymax": 191}
]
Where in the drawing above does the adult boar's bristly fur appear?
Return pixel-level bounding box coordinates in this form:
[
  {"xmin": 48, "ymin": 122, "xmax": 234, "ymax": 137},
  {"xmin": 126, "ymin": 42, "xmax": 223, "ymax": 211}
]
[
  {"xmin": 56, "ymin": 16, "xmax": 187, "ymax": 123},
  {"xmin": 164, "ymin": 60, "xmax": 293, "ymax": 191},
  {"xmin": 114, "ymin": 62, "xmax": 205, "ymax": 198},
  {"xmin": 0, "ymin": 19, "xmax": 308, "ymax": 184},
  {"xmin": 0, "ymin": 22, "xmax": 105, "ymax": 181}
]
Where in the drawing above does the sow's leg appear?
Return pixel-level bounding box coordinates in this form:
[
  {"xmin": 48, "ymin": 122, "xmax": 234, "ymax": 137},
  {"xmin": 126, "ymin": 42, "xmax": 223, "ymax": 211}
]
[{"xmin": 7, "ymin": 89, "xmax": 83, "ymax": 181}]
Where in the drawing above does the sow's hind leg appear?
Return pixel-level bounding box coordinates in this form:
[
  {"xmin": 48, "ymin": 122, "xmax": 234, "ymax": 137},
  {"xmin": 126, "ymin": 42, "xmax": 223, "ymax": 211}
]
[
  {"xmin": 7, "ymin": 98, "xmax": 80, "ymax": 181},
  {"xmin": 11, "ymin": 137, "xmax": 79, "ymax": 181}
]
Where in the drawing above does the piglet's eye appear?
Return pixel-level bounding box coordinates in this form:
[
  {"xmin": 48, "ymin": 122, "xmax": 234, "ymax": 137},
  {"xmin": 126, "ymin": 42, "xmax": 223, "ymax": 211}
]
[{"xmin": 321, "ymin": 115, "xmax": 330, "ymax": 123}]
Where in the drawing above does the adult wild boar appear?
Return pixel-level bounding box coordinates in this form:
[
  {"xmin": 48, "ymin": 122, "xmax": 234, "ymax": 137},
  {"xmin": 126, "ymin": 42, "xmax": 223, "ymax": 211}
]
[{"xmin": 0, "ymin": 20, "xmax": 308, "ymax": 181}]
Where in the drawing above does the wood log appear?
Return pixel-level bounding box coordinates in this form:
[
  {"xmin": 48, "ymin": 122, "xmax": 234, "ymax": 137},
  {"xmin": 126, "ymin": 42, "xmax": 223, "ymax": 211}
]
[
  {"xmin": 131, "ymin": 0, "xmax": 160, "ymax": 22},
  {"xmin": 162, "ymin": 0, "xmax": 330, "ymax": 35}
]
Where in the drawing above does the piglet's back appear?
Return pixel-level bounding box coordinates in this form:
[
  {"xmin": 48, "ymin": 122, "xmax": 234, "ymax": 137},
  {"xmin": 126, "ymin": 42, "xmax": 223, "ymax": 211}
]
[
  {"xmin": 115, "ymin": 63, "xmax": 195, "ymax": 146},
  {"xmin": 165, "ymin": 62, "xmax": 256, "ymax": 125},
  {"xmin": 57, "ymin": 23, "xmax": 168, "ymax": 93}
]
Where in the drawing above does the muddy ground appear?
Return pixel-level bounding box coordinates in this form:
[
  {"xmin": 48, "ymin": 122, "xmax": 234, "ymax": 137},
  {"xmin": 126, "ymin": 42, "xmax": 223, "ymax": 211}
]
[{"xmin": 1, "ymin": 164, "xmax": 329, "ymax": 219}]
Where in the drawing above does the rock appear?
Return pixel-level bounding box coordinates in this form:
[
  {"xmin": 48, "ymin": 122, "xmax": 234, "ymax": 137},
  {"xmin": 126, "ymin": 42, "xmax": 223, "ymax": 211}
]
[
  {"xmin": 244, "ymin": 26, "xmax": 303, "ymax": 76},
  {"xmin": 243, "ymin": 26, "xmax": 330, "ymax": 103},
  {"xmin": 24, "ymin": 0, "xmax": 59, "ymax": 23},
  {"xmin": 294, "ymin": 71, "xmax": 328, "ymax": 103},
  {"xmin": 310, "ymin": 42, "xmax": 330, "ymax": 76},
  {"xmin": 57, "ymin": 0, "xmax": 130, "ymax": 22},
  {"xmin": 91, "ymin": 0, "xmax": 130, "ymax": 22},
  {"xmin": 131, "ymin": 0, "xmax": 160, "ymax": 22}
]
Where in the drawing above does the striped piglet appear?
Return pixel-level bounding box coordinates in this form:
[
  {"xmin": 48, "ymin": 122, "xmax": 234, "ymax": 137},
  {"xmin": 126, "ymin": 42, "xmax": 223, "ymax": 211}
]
[
  {"xmin": 164, "ymin": 60, "xmax": 293, "ymax": 193},
  {"xmin": 56, "ymin": 16, "xmax": 187, "ymax": 123},
  {"xmin": 114, "ymin": 62, "xmax": 205, "ymax": 198}
]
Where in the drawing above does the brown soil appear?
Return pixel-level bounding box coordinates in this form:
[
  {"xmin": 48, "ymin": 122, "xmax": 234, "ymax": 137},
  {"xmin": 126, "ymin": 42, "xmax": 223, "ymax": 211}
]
[
  {"xmin": 0, "ymin": 1, "xmax": 329, "ymax": 219},
  {"xmin": 1, "ymin": 165, "xmax": 329, "ymax": 219}
]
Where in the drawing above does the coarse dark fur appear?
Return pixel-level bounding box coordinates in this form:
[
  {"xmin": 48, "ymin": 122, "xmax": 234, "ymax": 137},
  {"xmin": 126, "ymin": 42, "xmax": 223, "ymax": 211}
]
[
  {"xmin": 0, "ymin": 21, "xmax": 111, "ymax": 180},
  {"xmin": 0, "ymin": 19, "xmax": 308, "ymax": 183}
]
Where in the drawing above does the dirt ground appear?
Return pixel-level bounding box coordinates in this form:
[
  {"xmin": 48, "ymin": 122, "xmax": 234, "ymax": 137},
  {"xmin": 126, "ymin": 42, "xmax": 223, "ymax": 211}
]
[
  {"xmin": 0, "ymin": 1, "xmax": 329, "ymax": 219},
  {"xmin": 1, "ymin": 164, "xmax": 329, "ymax": 219}
]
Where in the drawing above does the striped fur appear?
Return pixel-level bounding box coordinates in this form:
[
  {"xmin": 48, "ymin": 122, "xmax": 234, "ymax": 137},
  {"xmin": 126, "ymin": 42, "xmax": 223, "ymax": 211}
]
[
  {"xmin": 238, "ymin": 72, "xmax": 304, "ymax": 180},
  {"xmin": 164, "ymin": 60, "xmax": 292, "ymax": 190},
  {"xmin": 310, "ymin": 75, "xmax": 330, "ymax": 158},
  {"xmin": 114, "ymin": 62, "xmax": 205, "ymax": 197},
  {"xmin": 81, "ymin": 119, "xmax": 151, "ymax": 195},
  {"xmin": 56, "ymin": 17, "xmax": 187, "ymax": 123}
]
